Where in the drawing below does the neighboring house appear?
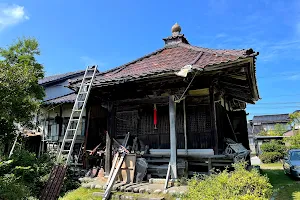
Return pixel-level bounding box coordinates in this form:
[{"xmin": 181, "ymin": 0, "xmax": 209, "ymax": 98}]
[
  {"xmin": 248, "ymin": 113, "xmax": 299, "ymax": 155},
  {"xmin": 249, "ymin": 114, "xmax": 291, "ymax": 135},
  {"xmin": 38, "ymin": 70, "xmax": 86, "ymax": 148}
]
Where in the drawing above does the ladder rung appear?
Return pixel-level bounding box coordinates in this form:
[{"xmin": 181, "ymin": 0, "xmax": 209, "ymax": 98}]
[
  {"xmin": 73, "ymin": 109, "xmax": 82, "ymax": 112},
  {"xmin": 79, "ymin": 91, "xmax": 88, "ymax": 94},
  {"xmin": 77, "ymin": 100, "xmax": 84, "ymax": 103},
  {"xmin": 67, "ymin": 129, "xmax": 77, "ymax": 131},
  {"xmin": 84, "ymin": 76, "xmax": 93, "ymax": 79},
  {"xmin": 62, "ymin": 150, "xmax": 70, "ymax": 153},
  {"xmin": 64, "ymin": 139, "xmax": 73, "ymax": 142},
  {"xmin": 70, "ymin": 119, "xmax": 79, "ymax": 121}
]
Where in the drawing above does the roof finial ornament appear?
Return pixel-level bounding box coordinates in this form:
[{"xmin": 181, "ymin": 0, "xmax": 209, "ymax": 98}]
[{"xmin": 171, "ymin": 22, "xmax": 181, "ymax": 36}]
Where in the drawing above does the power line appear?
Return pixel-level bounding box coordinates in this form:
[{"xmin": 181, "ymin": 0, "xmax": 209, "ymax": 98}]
[{"xmin": 251, "ymin": 102, "xmax": 300, "ymax": 105}]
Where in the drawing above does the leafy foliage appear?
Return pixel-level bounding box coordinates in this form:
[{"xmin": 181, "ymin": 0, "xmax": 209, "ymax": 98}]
[
  {"xmin": 0, "ymin": 149, "xmax": 55, "ymax": 199},
  {"xmin": 260, "ymin": 152, "xmax": 282, "ymax": 163},
  {"xmin": 0, "ymin": 174, "xmax": 29, "ymax": 200},
  {"xmin": 259, "ymin": 140, "xmax": 286, "ymax": 163},
  {"xmin": 260, "ymin": 140, "xmax": 286, "ymax": 155},
  {"xmin": 289, "ymin": 112, "xmax": 300, "ymax": 128},
  {"xmin": 184, "ymin": 162, "xmax": 273, "ymax": 200},
  {"xmin": 0, "ymin": 38, "xmax": 44, "ymax": 151},
  {"xmin": 258, "ymin": 123, "xmax": 289, "ymax": 136},
  {"xmin": 284, "ymin": 131, "xmax": 300, "ymax": 149}
]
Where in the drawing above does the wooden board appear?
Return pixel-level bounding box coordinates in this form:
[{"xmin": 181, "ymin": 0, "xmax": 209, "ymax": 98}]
[
  {"xmin": 117, "ymin": 154, "xmax": 136, "ymax": 183},
  {"xmin": 40, "ymin": 165, "xmax": 67, "ymax": 200}
]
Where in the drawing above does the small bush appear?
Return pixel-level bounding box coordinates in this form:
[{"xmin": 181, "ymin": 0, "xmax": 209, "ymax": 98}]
[
  {"xmin": 0, "ymin": 174, "xmax": 29, "ymax": 200},
  {"xmin": 0, "ymin": 149, "xmax": 55, "ymax": 199},
  {"xmin": 284, "ymin": 131, "xmax": 300, "ymax": 149},
  {"xmin": 184, "ymin": 162, "xmax": 272, "ymax": 200},
  {"xmin": 260, "ymin": 152, "xmax": 282, "ymax": 163},
  {"xmin": 260, "ymin": 140, "xmax": 286, "ymax": 155}
]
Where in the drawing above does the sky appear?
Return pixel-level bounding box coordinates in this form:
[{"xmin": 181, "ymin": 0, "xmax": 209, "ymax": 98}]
[{"xmin": 0, "ymin": 0, "xmax": 299, "ymax": 120}]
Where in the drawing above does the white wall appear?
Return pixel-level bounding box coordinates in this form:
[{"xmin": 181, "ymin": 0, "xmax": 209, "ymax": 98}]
[{"xmin": 44, "ymin": 80, "xmax": 73, "ymax": 101}]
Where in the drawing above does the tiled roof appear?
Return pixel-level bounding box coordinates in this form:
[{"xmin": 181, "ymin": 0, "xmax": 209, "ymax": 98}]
[
  {"xmin": 283, "ymin": 130, "xmax": 295, "ymax": 137},
  {"xmin": 252, "ymin": 114, "xmax": 290, "ymax": 124},
  {"xmin": 87, "ymin": 43, "xmax": 257, "ymax": 87},
  {"xmin": 248, "ymin": 123, "xmax": 264, "ymax": 135},
  {"xmin": 39, "ymin": 70, "xmax": 85, "ymax": 85},
  {"xmin": 43, "ymin": 93, "xmax": 76, "ymax": 105}
]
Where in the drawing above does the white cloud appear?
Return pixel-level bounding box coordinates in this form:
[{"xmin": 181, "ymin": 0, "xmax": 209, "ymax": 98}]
[
  {"xmin": 0, "ymin": 4, "xmax": 29, "ymax": 30},
  {"xmin": 285, "ymin": 73, "xmax": 300, "ymax": 81},
  {"xmin": 215, "ymin": 33, "xmax": 227, "ymax": 38}
]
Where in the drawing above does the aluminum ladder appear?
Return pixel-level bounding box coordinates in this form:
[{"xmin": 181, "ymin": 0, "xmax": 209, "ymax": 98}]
[{"xmin": 57, "ymin": 65, "xmax": 97, "ymax": 165}]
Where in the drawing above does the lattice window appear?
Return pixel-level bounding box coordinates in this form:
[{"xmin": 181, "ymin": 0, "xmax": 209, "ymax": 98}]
[{"xmin": 116, "ymin": 110, "xmax": 138, "ymax": 136}]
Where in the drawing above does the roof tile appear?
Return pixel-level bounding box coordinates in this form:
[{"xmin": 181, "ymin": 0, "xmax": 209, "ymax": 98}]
[{"xmin": 89, "ymin": 44, "xmax": 256, "ymax": 87}]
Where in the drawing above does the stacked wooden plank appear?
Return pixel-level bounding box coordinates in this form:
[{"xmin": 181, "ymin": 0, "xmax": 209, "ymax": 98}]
[{"xmin": 40, "ymin": 165, "xmax": 67, "ymax": 200}]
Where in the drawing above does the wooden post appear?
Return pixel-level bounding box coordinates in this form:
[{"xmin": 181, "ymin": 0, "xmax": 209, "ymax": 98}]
[
  {"xmin": 208, "ymin": 157, "xmax": 212, "ymax": 175},
  {"xmin": 58, "ymin": 105, "xmax": 63, "ymax": 136},
  {"xmin": 183, "ymin": 99, "xmax": 187, "ymax": 154},
  {"xmin": 209, "ymin": 85, "xmax": 218, "ymax": 155},
  {"xmin": 83, "ymin": 107, "xmax": 91, "ymax": 169},
  {"xmin": 105, "ymin": 103, "xmax": 114, "ymax": 176},
  {"xmin": 169, "ymin": 95, "xmax": 177, "ymax": 179}
]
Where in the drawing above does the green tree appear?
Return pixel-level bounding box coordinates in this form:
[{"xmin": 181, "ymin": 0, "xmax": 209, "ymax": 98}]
[
  {"xmin": 258, "ymin": 123, "xmax": 288, "ymax": 136},
  {"xmin": 0, "ymin": 38, "xmax": 44, "ymax": 154},
  {"xmin": 289, "ymin": 111, "xmax": 300, "ymax": 130},
  {"xmin": 284, "ymin": 131, "xmax": 300, "ymax": 149}
]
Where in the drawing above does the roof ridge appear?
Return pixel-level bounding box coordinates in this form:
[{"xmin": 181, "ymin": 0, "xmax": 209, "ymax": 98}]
[
  {"xmin": 100, "ymin": 47, "xmax": 167, "ymax": 76},
  {"xmin": 178, "ymin": 43, "xmax": 246, "ymax": 56},
  {"xmin": 39, "ymin": 70, "xmax": 86, "ymax": 85},
  {"xmin": 44, "ymin": 70, "xmax": 85, "ymax": 79},
  {"xmin": 254, "ymin": 113, "xmax": 290, "ymax": 116}
]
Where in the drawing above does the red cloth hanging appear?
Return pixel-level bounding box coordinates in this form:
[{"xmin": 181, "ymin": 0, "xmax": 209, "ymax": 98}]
[{"xmin": 154, "ymin": 104, "xmax": 157, "ymax": 127}]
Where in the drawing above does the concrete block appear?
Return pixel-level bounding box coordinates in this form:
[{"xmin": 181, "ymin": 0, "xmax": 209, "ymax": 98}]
[
  {"xmin": 95, "ymin": 184, "xmax": 103, "ymax": 189},
  {"xmin": 139, "ymin": 188, "xmax": 146, "ymax": 193},
  {"xmin": 92, "ymin": 192, "xmax": 104, "ymax": 197},
  {"xmin": 154, "ymin": 189, "xmax": 162, "ymax": 194}
]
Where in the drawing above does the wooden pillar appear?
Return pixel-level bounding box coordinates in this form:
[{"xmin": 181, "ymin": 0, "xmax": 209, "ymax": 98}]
[
  {"xmin": 207, "ymin": 157, "xmax": 212, "ymax": 175},
  {"xmin": 183, "ymin": 99, "xmax": 187, "ymax": 154},
  {"xmin": 105, "ymin": 102, "xmax": 115, "ymax": 176},
  {"xmin": 58, "ymin": 105, "xmax": 63, "ymax": 136},
  {"xmin": 169, "ymin": 95, "xmax": 177, "ymax": 179},
  {"xmin": 209, "ymin": 85, "xmax": 218, "ymax": 155}
]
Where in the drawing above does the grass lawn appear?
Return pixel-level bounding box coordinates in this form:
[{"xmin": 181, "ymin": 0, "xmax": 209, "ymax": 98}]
[
  {"xmin": 260, "ymin": 162, "xmax": 300, "ymax": 200},
  {"xmin": 59, "ymin": 187, "xmax": 102, "ymax": 200}
]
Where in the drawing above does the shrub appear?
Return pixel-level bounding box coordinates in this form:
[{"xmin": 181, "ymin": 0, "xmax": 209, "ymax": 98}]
[
  {"xmin": 0, "ymin": 174, "xmax": 29, "ymax": 200},
  {"xmin": 260, "ymin": 140, "xmax": 286, "ymax": 155},
  {"xmin": 184, "ymin": 162, "xmax": 272, "ymax": 200},
  {"xmin": 0, "ymin": 149, "xmax": 55, "ymax": 199},
  {"xmin": 260, "ymin": 152, "xmax": 282, "ymax": 163},
  {"xmin": 284, "ymin": 131, "xmax": 300, "ymax": 149},
  {"xmin": 259, "ymin": 140, "xmax": 286, "ymax": 163}
]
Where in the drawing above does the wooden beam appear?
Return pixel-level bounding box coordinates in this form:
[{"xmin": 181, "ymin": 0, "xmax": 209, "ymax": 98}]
[
  {"xmin": 115, "ymin": 96, "xmax": 169, "ymax": 105},
  {"xmin": 105, "ymin": 103, "xmax": 115, "ymax": 176},
  {"xmin": 209, "ymin": 85, "xmax": 218, "ymax": 155},
  {"xmin": 58, "ymin": 105, "xmax": 63, "ymax": 136},
  {"xmin": 169, "ymin": 95, "xmax": 177, "ymax": 179},
  {"xmin": 183, "ymin": 99, "xmax": 187, "ymax": 153}
]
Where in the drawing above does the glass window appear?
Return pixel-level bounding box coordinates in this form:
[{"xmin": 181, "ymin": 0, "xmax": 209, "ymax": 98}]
[
  {"xmin": 290, "ymin": 151, "xmax": 300, "ymax": 160},
  {"xmin": 47, "ymin": 119, "xmax": 58, "ymax": 141}
]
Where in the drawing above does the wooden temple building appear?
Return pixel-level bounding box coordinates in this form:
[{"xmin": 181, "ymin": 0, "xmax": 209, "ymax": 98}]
[{"xmin": 70, "ymin": 23, "xmax": 260, "ymax": 179}]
